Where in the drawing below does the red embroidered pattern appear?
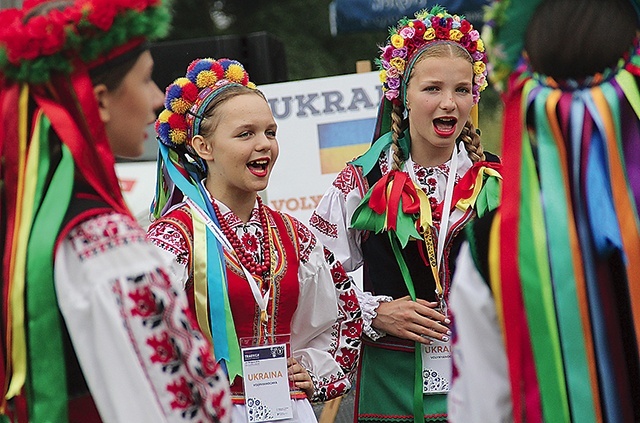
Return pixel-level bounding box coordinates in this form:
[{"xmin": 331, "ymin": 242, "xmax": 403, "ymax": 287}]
[
  {"xmin": 67, "ymin": 213, "xmax": 145, "ymax": 261},
  {"xmin": 311, "ymin": 247, "xmax": 363, "ymax": 402},
  {"xmin": 113, "ymin": 266, "xmax": 231, "ymax": 421},
  {"xmin": 277, "ymin": 212, "xmax": 317, "ymax": 264},
  {"xmin": 147, "ymin": 212, "xmax": 191, "ymax": 267},
  {"xmin": 68, "ymin": 212, "xmax": 231, "ymax": 421},
  {"xmin": 309, "ymin": 211, "xmax": 338, "ymax": 239},
  {"xmin": 332, "ymin": 164, "xmax": 361, "ymax": 198}
]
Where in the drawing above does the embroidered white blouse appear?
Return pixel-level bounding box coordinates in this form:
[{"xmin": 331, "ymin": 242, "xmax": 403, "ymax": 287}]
[{"xmin": 55, "ymin": 211, "xmax": 232, "ymax": 422}]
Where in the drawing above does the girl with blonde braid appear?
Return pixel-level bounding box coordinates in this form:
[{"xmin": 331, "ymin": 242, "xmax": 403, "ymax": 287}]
[
  {"xmin": 148, "ymin": 58, "xmax": 362, "ymax": 423},
  {"xmin": 309, "ymin": 6, "xmax": 502, "ymax": 422}
]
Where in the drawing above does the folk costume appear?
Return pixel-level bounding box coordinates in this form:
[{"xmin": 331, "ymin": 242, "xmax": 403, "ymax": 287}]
[
  {"xmin": 449, "ymin": 1, "xmax": 640, "ymax": 422},
  {"xmin": 309, "ymin": 7, "xmax": 501, "ymax": 423},
  {"xmin": 148, "ymin": 58, "xmax": 362, "ymax": 422},
  {"xmin": 0, "ymin": 1, "xmax": 232, "ymax": 422}
]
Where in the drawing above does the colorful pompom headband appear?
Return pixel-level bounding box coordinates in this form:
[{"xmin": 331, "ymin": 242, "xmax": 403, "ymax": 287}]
[
  {"xmin": 376, "ymin": 5, "xmax": 488, "ymax": 105},
  {"xmin": 0, "ymin": 0, "xmax": 171, "ymax": 84},
  {"xmin": 156, "ymin": 57, "xmax": 257, "ymax": 148}
]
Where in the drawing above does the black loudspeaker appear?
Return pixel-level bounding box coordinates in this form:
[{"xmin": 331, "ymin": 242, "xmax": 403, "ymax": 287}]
[{"xmin": 149, "ymin": 31, "xmax": 288, "ymax": 89}]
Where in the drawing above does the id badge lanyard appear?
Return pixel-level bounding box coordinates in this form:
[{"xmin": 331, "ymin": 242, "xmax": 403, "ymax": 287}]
[
  {"xmin": 187, "ymin": 198, "xmax": 272, "ymax": 330},
  {"xmin": 408, "ymin": 143, "xmax": 458, "ymax": 315}
]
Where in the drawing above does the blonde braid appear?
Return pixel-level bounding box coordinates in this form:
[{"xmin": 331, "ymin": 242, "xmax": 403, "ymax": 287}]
[
  {"xmin": 459, "ymin": 120, "xmax": 485, "ymax": 163},
  {"xmin": 390, "ymin": 103, "xmax": 406, "ymax": 171}
]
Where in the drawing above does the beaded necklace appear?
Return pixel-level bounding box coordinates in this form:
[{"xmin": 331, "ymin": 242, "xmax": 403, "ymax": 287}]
[{"xmin": 212, "ymin": 196, "xmax": 271, "ymax": 279}]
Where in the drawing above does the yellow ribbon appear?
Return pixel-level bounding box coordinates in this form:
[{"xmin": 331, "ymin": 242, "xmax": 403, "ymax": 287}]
[
  {"xmin": 7, "ymin": 87, "xmax": 36, "ymax": 400},
  {"xmin": 191, "ymin": 209, "xmax": 214, "ymax": 344}
]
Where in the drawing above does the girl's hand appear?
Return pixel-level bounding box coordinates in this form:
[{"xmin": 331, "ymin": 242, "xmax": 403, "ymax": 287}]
[
  {"xmin": 372, "ymin": 295, "xmax": 450, "ymax": 344},
  {"xmin": 287, "ymin": 357, "xmax": 314, "ymax": 399}
]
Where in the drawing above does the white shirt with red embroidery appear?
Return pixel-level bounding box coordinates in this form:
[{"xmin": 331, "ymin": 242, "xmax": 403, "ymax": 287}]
[
  {"xmin": 309, "ymin": 146, "xmax": 473, "ymax": 338},
  {"xmin": 148, "ymin": 198, "xmax": 362, "ymax": 421},
  {"xmin": 55, "ymin": 211, "xmax": 232, "ymax": 422}
]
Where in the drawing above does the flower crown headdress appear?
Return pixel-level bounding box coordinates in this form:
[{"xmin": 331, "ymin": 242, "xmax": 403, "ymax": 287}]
[
  {"xmin": 0, "ymin": 0, "xmax": 171, "ymax": 84},
  {"xmin": 156, "ymin": 57, "xmax": 257, "ymax": 148},
  {"xmin": 377, "ymin": 5, "xmax": 488, "ymax": 105}
]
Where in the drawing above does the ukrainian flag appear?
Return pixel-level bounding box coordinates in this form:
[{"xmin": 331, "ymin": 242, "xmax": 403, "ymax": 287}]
[{"xmin": 317, "ymin": 118, "xmax": 376, "ymax": 174}]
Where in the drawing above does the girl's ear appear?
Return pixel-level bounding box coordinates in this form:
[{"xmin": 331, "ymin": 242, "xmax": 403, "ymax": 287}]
[
  {"xmin": 93, "ymin": 83, "xmax": 111, "ymax": 124},
  {"xmin": 191, "ymin": 135, "xmax": 214, "ymax": 160}
]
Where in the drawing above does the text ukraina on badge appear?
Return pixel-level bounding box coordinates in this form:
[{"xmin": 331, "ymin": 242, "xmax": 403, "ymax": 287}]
[
  {"xmin": 421, "ymin": 339, "xmax": 452, "ymax": 395},
  {"xmin": 242, "ymin": 343, "xmax": 293, "ymax": 422}
]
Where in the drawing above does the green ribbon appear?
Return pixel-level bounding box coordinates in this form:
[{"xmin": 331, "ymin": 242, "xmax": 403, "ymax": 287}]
[
  {"xmin": 475, "ymin": 175, "xmax": 501, "ymax": 218},
  {"xmin": 518, "ymin": 90, "xmax": 569, "ymax": 422},
  {"xmin": 534, "ymin": 90, "xmax": 594, "ymax": 421},
  {"xmin": 389, "ymin": 233, "xmax": 424, "ymax": 423},
  {"xmin": 26, "ymin": 120, "xmax": 74, "ymax": 423},
  {"xmin": 351, "ymin": 129, "xmax": 411, "ymax": 177}
]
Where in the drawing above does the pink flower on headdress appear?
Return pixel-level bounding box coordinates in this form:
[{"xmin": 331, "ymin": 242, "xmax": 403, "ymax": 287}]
[
  {"xmin": 391, "ymin": 47, "xmax": 407, "ymax": 59},
  {"xmin": 469, "ymin": 30, "xmax": 480, "ymax": 42},
  {"xmin": 386, "ymin": 66, "xmax": 399, "ymax": 79},
  {"xmin": 381, "ymin": 44, "xmax": 394, "ymax": 62},
  {"xmin": 385, "ymin": 89, "xmax": 399, "ymax": 101},
  {"xmin": 399, "ymin": 26, "xmax": 415, "ymax": 39},
  {"xmin": 387, "ymin": 77, "xmax": 400, "ymax": 90},
  {"xmin": 472, "ymin": 51, "xmax": 484, "ymax": 62}
]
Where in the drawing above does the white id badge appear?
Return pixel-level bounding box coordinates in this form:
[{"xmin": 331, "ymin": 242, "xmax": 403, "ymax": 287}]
[
  {"xmin": 241, "ymin": 337, "xmax": 293, "ymax": 422},
  {"xmin": 421, "ymin": 339, "xmax": 452, "ymax": 394}
]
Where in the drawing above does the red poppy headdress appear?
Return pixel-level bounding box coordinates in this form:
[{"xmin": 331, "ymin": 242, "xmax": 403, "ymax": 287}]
[{"xmin": 0, "ymin": 0, "xmax": 171, "ymax": 418}]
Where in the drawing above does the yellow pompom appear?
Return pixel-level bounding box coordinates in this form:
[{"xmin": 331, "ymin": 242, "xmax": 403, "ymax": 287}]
[
  {"xmin": 158, "ymin": 109, "xmax": 172, "ymax": 123},
  {"xmin": 247, "ymin": 82, "xmax": 257, "ymax": 89},
  {"xmin": 169, "ymin": 129, "xmax": 187, "ymax": 144},
  {"xmin": 170, "ymin": 98, "xmax": 192, "ymax": 115},
  {"xmin": 226, "ymin": 64, "xmax": 245, "ymax": 82},
  {"xmin": 175, "ymin": 77, "xmax": 191, "ymax": 87},
  {"xmin": 196, "ymin": 70, "xmax": 218, "ymax": 88}
]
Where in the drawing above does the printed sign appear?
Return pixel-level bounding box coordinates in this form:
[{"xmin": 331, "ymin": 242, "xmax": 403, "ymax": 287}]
[{"xmin": 242, "ymin": 344, "xmax": 292, "ymax": 422}]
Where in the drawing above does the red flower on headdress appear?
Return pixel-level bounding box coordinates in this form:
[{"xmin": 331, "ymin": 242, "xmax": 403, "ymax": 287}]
[
  {"xmin": 86, "ymin": 1, "xmax": 117, "ymax": 31},
  {"xmin": 435, "ymin": 26, "xmax": 450, "ymax": 40},
  {"xmin": 413, "ymin": 20, "xmax": 426, "ymax": 38},
  {"xmin": 467, "ymin": 40, "xmax": 478, "ymax": 54},
  {"xmin": 27, "ymin": 11, "xmax": 67, "ymax": 55},
  {"xmin": 460, "ymin": 20, "xmax": 471, "ymax": 34}
]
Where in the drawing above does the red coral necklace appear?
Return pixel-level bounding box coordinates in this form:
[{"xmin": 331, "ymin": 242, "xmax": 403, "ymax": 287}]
[{"xmin": 212, "ymin": 196, "xmax": 271, "ymax": 277}]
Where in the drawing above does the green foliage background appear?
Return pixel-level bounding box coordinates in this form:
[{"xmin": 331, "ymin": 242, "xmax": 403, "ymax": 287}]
[{"xmin": 167, "ymin": 0, "xmax": 503, "ymax": 154}]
